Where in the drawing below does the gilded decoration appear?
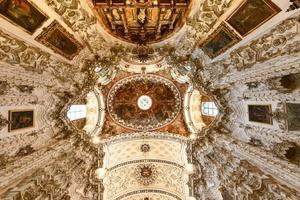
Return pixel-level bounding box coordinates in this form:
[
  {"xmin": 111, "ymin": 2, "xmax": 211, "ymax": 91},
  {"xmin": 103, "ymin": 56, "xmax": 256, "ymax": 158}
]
[
  {"xmin": 35, "ymin": 20, "xmax": 83, "ymax": 60},
  {"xmin": 8, "ymin": 109, "xmax": 34, "ymax": 132},
  {"xmin": 91, "ymin": 0, "xmax": 191, "ymax": 44},
  {"xmin": 107, "ymin": 74, "xmax": 181, "ymax": 131}
]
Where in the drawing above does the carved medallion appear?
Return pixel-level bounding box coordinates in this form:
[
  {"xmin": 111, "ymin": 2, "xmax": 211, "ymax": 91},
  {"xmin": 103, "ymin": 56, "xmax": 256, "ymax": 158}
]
[
  {"xmin": 135, "ymin": 164, "xmax": 158, "ymax": 185},
  {"xmin": 141, "ymin": 144, "xmax": 151, "ymax": 152}
]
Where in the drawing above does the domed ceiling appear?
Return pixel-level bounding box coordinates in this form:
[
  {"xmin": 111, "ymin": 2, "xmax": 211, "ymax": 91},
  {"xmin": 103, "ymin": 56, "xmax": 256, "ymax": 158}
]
[
  {"xmin": 107, "ymin": 74, "xmax": 181, "ymax": 131},
  {"xmin": 98, "ymin": 70, "xmax": 202, "ymax": 138}
]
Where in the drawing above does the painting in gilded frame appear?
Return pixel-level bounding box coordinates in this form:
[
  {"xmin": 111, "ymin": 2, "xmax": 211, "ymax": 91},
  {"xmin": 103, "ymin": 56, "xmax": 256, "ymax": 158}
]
[
  {"xmin": 200, "ymin": 23, "xmax": 241, "ymax": 59},
  {"xmin": 227, "ymin": 0, "xmax": 281, "ymax": 37},
  {"xmin": 0, "ymin": 0, "xmax": 48, "ymax": 34},
  {"xmin": 248, "ymin": 104, "xmax": 273, "ymax": 125},
  {"xmin": 285, "ymin": 103, "xmax": 300, "ymax": 131},
  {"xmin": 35, "ymin": 20, "xmax": 83, "ymax": 60},
  {"xmin": 8, "ymin": 110, "xmax": 34, "ymax": 132}
]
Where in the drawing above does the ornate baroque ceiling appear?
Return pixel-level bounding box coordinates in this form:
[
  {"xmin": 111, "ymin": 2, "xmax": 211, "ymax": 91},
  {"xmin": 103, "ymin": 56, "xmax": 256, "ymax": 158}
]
[
  {"xmin": 107, "ymin": 74, "xmax": 181, "ymax": 131},
  {"xmin": 91, "ymin": 0, "xmax": 191, "ymax": 44},
  {"xmin": 0, "ymin": 0, "xmax": 300, "ymax": 200}
]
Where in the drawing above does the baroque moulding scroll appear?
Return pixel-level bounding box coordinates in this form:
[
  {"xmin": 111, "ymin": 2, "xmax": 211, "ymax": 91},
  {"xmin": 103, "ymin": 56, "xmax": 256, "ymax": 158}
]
[
  {"xmin": 229, "ymin": 17, "xmax": 300, "ymax": 71},
  {"xmin": 0, "ymin": 114, "xmax": 8, "ymax": 131},
  {"xmin": 0, "ymin": 29, "xmax": 76, "ymax": 75}
]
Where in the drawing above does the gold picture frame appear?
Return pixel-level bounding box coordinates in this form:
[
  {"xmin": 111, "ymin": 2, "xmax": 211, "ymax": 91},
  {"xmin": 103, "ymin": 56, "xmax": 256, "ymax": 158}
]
[
  {"xmin": 284, "ymin": 103, "xmax": 300, "ymax": 131},
  {"xmin": 226, "ymin": 0, "xmax": 281, "ymax": 37},
  {"xmin": 35, "ymin": 20, "xmax": 83, "ymax": 60},
  {"xmin": 8, "ymin": 109, "xmax": 35, "ymax": 132},
  {"xmin": 0, "ymin": 0, "xmax": 49, "ymax": 35},
  {"xmin": 247, "ymin": 104, "xmax": 273, "ymax": 125},
  {"xmin": 200, "ymin": 22, "xmax": 241, "ymax": 59}
]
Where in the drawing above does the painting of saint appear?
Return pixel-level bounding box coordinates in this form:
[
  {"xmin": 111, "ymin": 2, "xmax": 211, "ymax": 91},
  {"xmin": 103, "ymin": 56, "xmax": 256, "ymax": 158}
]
[
  {"xmin": 8, "ymin": 110, "xmax": 34, "ymax": 132},
  {"xmin": 200, "ymin": 23, "xmax": 241, "ymax": 59},
  {"xmin": 35, "ymin": 20, "xmax": 83, "ymax": 60},
  {"xmin": 227, "ymin": 0, "xmax": 281, "ymax": 36},
  {"xmin": 0, "ymin": 0, "xmax": 47, "ymax": 34},
  {"xmin": 248, "ymin": 105, "xmax": 273, "ymax": 124}
]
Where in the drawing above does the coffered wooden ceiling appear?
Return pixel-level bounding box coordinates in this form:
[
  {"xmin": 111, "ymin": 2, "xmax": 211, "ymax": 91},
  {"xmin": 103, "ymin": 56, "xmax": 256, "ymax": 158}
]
[{"xmin": 92, "ymin": 0, "xmax": 191, "ymax": 44}]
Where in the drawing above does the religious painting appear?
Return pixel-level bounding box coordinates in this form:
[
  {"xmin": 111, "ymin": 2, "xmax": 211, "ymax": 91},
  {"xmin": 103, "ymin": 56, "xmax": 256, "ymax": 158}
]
[
  {"xmin": 8, "ymin": 110, "xmax": 34, "ymax": 132},
  {"xmin": 227, "ymin": 0, "xmax": 281, "ymax": 37},
  {"xmin": 285, "ymin": 103, "xmax": 300, "ymax": 131},
  {"xmin": 200, "ymin": 23, "xmax": 241, "ymax": 59},
  {"xmin": 35, "ymin": 20, "xmax": 83, "ymax": 60},
  {"xmin": 248, "ymin": 105, "xmax": 273, "ymax": 124},
  {"xmin": 0, "ymin": 0, "xmax": 48, "ymax": 34}
]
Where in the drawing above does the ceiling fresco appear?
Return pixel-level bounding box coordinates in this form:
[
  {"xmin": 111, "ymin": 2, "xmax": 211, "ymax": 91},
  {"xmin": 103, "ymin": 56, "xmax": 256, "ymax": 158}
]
[
  {"xmin": 107, "ymin": 74, "xmax": 181, "ymax": 131},
  {"xmin": 95, "ymin": 70, "xmax": 191, "ymax": 138},
  {"xmin": 91, "ymin": 0, "xmax": 191, "ymax": 44}
]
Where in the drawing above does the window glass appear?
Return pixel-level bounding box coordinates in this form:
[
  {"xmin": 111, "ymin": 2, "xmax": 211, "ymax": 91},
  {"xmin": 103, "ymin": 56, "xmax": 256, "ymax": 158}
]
[
  {"xmin": 67, "ymin": 105, "xmax": 86, "ymax": 121},
  {"xmin": 202, "ymin": 102, "xmax": 219, "ymax": 116}
]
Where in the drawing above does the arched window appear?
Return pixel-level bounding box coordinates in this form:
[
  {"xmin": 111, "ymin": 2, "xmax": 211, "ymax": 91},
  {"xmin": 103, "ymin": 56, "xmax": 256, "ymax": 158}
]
[
  {"xmin": 202, "ymin": 102, "xmax": 218, "ymax": 116},
  {"xmin": 67, "ymin": 105, "xmax": 86, "ymax": 121}
]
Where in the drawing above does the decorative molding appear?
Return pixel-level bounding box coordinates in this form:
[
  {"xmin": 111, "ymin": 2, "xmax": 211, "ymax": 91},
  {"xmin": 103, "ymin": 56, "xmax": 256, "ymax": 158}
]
[
  {"xmin": 0, "ymin": 114, "xmax": 8, "ymax": 131},
  {"xmin": 101, "ymin": 132, "xmax": 188, "ymax": 145},
  {"xmin": 115, "ymin": 189, "xmax": 182, "ymax": 200},
  {"xmin": 109, "ymin": 159, "xmax": 183, "ymax": 171}
]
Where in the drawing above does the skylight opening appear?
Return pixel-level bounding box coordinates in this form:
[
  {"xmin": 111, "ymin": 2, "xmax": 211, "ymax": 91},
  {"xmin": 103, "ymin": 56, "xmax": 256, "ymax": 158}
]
[
  {"xmin": 202, "ymin": 102, "xmax": 219, "ymax": 116},
  {"xmin": 67, "ymin": 105, "xmax": 87, "ymax": 121}
]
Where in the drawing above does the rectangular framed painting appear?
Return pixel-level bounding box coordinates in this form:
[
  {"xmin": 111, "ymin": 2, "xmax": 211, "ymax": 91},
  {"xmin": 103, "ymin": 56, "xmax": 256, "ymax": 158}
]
[
  {"xmin": 8, "ymin": 110, "xmax": 34, "ymax": 132},
  {"xmin": 248, "ymin": 104, "xmax": 273, "ymax": 125},
  {"xmin": 285, "ymin": 103, "xmax": 300, "ymax": 131},
  {"xmin": 200, "ymin": 23, "xmax": 241, "ymax": 59},
  {"xmin": 35, "ymin": 20, "xmax": 83, "ymax": 60},
  {"xmin": 226, "ymin": 0, "xmax": 281, "ymax": 37},
  {"xmin": 0, "ymin": 0, "xmax": 48, "ymax": 34}
]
